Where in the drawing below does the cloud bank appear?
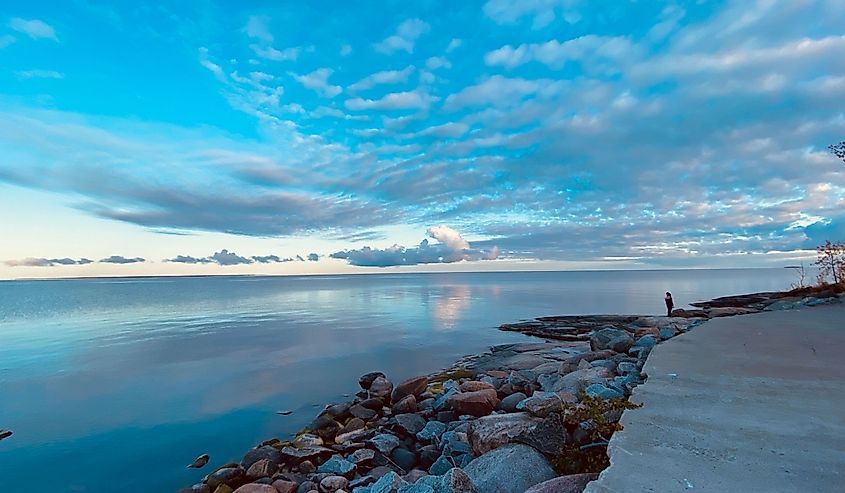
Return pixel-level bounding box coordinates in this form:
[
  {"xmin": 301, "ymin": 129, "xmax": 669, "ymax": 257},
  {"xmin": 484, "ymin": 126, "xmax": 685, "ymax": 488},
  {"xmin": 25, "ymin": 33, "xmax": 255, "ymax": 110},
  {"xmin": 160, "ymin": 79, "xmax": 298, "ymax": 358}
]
[
  {"xmin": 5, "ymin": 257, "xmax": 93, "ymax": 267},
  {"xmin": 331, "ymin": 226, "xmax": 499, "ymax": 267}
]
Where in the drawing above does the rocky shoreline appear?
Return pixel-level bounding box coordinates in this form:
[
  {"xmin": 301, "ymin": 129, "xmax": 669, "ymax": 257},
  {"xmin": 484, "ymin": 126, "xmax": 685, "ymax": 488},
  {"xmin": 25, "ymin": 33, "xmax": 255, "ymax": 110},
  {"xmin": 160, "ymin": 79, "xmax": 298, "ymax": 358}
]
[{"xmin": 179, "ymin": 289, "xmax": 844, "ymax": 493}]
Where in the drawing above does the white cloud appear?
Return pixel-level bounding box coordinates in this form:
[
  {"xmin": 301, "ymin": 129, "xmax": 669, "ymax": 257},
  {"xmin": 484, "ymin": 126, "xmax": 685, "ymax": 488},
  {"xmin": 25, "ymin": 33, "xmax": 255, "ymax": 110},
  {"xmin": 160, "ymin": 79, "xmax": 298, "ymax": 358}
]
[
  {"xmin": 198, "ymin": 47, "xmax": 225, "ymax": 80},
  {"xmin": 16, "ymin": 70, "xmax": 64, "ymax": 79},
  {"xmin": 485, "ymin": 35, "xmax": 633, "ymax": 69},
  {"xmin": 346, "ymin": 91, "xmax": 436, "ymax": 111},
  {"xmin": 348, "ymin": 66, "xmax": 415, "ymax": 92},
  {"xmin": 244, "ymin": 15, "xmax": 273, "ymax": 42},
  {"xmin": 330, "ymin": 226, "xmax": 498, "ymax": 267},
  {"xmin": 426, "ymin": 56, "xmax": 451, "ymax": 70},
  {"xmin": 290, "ymin": 68, "xmax": 342, "ymax": 98},
  {"xmin": 446, "ymin": 38, "xmax": 462, "ymax": 52},
  {"xmin": 251, "ymin": 44, "xmax": 300, "ymax": 61},
  {"xmin": 444, "ymin": 75, "xmax": 553, "ymax": 109},
  {"xmin": 340, "ymin": 44, "xmax": 352, "ymax": 56},
  {"xmin": 483, "ymin": 0, "xmax": 581, "ymax": 29},
  {"xmin": 9, "ymin": 18, "xmax": 57, "ymax": 41},
  {"xmin": 418, "ymin": 122, "xmax": 469, "ymax": 138},
  {"xmin": 374, "ymin": 18, "xmax": 430, "ymax": 54}
]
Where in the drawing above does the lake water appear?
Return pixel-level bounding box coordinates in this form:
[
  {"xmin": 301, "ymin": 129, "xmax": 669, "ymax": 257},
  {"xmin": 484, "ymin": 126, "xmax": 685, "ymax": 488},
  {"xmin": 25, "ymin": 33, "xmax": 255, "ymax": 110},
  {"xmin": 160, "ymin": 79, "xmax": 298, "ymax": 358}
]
[{"xmin": 0, "ymin": 269, "xmax": 793, "ymax": 492}]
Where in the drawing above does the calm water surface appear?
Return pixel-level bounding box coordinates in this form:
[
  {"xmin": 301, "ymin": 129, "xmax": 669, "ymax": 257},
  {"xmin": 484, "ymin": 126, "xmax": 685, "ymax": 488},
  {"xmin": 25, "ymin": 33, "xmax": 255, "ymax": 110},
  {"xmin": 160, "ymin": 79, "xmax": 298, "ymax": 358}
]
[{"xmin": 0, "ymin": 269, "xmax": 792, "ymax": 492}]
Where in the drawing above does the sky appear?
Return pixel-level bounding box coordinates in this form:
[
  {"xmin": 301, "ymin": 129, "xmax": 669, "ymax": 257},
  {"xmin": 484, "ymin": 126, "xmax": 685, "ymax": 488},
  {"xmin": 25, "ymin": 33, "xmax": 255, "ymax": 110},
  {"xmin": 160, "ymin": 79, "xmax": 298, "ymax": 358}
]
[{"xmin": 0, "ymin": 0, "xmax": 844, "ymax": 279}]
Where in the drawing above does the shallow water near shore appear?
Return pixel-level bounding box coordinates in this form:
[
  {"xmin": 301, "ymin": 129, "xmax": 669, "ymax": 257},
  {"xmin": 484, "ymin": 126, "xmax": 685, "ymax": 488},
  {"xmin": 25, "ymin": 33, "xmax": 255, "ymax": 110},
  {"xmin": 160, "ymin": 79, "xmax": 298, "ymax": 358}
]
[{"xmin": 0, "ymin": 269, "xmax": 792, "ymax": 492}]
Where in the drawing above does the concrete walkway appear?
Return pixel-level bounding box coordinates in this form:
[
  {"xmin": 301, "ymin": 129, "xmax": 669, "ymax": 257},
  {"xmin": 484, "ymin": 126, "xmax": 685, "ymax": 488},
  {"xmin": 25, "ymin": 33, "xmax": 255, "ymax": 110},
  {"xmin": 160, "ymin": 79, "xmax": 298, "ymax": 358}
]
[{"xmin": 586, "ymin": 304, "xmax": 845, "ymax": 493}]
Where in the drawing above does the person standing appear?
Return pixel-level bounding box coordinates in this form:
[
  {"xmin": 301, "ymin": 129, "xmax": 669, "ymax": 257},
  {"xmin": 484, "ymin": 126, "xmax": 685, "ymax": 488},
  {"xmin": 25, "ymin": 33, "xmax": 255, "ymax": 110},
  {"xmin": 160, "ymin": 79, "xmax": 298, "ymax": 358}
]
[{"xmin": 664, "ymin": 292, "xmax": 674, "ymax": 317}]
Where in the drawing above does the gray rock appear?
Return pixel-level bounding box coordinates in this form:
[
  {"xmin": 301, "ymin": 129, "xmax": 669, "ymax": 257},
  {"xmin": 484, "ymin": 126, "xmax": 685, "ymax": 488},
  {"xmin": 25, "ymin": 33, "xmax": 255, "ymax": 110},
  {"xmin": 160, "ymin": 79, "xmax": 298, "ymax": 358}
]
[
  {"xmin": 551, "ymin": 367, "xmax": 613, "ymax": 395},
  {"xmin": 351, "ymin": 403, "xmax": 379, "ymax": 421},
  {"xmin": 369, "ymin": 433, "xmax": 401, "ymax": 454},
  {"xmin": 499, "ymin": 392, "xmax": 527, "ymax": 412},
  {"xmin": 241, "ymin": 445, "xmax": 282, "ymax": 468},
  {"xmin": 350, "ymin": 448, "xmax": 376, "ymax": 465},
  {"xmin": 514, "ymin": 412, "xmax": 570, "ymax": 455},
  {"xmin": 659, "ymin": 327, "xmax": 677, "ymax": 340},
  {"xmin": 590, "ymin": 327, "xmax": 634, "ymax": 353},
  {"xmin": 207, "ymin": 466, "xmax": 244, "ymax": 488},
  {"xmin": 370, "ymin": 376, "xmax": 395, "ymax": 399},
  {"xmin": 633, "ymin": 335, "xmax": 657, "ymax": 348},
  {"xmin": 360, "ymin": 371, "xmax": 387, "ymax": 389},
  {"xmin": 439, "ymin": 468, "xmax": 478, "ymax": 493},
  {"xmin": 464, "ymin": 444, "xmax": 556, "ymax": 493},
  {"xmin": 536, "ymin": 373, "xmax": 560, "ymax": 392},
  {"xmin": 397, "ymin": 483, "xmax": 434, "ymax": 493},
  {"xmin": 515, "ymin": 391, "xmax": 576, "ymax": 418},
  {"xmin": 416, "ymin": 420, "xmax": 447, "ymax": 443},
  {"xmin": 295, "ymin": 481, "xmax": 317, "ymax": 493},
  {"xmin": 616, "ymin": 361, "xmax": 637, "ymax": 375},
  {"xmin": 371, "ymin": 471, "xmax": 408, "ymax": 493},
  {"xmin": 590, "ymin": 359, "xmax": 617, "ymax": 371},
  {"xmin": 428, "ymin": 454, "xmax": 453, "ymax": 475},
  {"xmin": 320, "ymin": 475, "xmax": 350, "ymax": 492},
  {"xmin": 439, "ymin": 431, "xmax": 472, "ymax": 456},
  {"xmin": 433, "ymin": 381, "xmax": 460, "ymax": 411},
  {"xmin": 395, "ymin": 413, "xmax": 427, "ymax": 435},
  {"xmin": 318, "ymin": 456, "xmax": 357, "ymax": 477},
  {"xmin": 523, "ymin": 473, "xmax": 599, "ymax": 493},
  {"xmin": 467, "ymin": 412, "xmax": 543, "ymax": 455},
  {"xmin": 391, "ymin": 447, "xmax": 418, "ymax": 472},
  {"xmin": 585, "ymin": 383, "xmax": 624, "ymax": 399}
]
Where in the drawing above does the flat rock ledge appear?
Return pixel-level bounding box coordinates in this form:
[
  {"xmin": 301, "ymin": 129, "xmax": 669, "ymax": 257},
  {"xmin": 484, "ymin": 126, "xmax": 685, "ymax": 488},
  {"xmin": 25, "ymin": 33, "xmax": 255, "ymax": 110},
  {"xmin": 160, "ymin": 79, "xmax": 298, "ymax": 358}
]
[{"xmin": 180, "ymin": 291, "xmax": 844, "ymax": 493}]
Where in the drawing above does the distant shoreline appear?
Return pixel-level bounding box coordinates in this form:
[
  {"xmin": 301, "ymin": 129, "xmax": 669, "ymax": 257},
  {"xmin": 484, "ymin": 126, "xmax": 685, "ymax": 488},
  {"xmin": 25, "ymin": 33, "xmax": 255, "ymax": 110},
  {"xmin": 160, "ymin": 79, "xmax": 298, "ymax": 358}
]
[{"xmin": 0, "ymin": 265, "xmax": 794, "ymax": 283}]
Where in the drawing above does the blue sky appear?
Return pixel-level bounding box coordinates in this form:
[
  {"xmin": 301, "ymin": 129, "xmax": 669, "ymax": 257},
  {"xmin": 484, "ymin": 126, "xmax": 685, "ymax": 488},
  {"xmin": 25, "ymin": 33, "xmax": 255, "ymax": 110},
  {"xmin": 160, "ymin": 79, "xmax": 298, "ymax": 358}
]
[{"xmin": 1, "ymin": 0, "xmax": 844, "ymax": 278}]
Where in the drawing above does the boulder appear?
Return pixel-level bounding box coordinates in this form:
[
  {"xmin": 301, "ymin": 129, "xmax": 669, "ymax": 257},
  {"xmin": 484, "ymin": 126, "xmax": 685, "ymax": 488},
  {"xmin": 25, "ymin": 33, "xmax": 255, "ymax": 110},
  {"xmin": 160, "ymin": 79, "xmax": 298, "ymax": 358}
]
[
  {"xmin": 393, "ymin": 376, "xmax": 429, "ymax": 403},
  {"xmin": 391, "ymin": 447, "xmax": 418, "ymax": 472},
  {"xmin": 241, "ymin": 446, "xmax": 282, "ymax": 469},
  {"xmin": 585, "ymin": 383, "xmax": 624, "ymax": 399},
  {"xmin": 552, "ymin": 367, "xmax": 613, "ymax": 395},
  {"xmin": 439, "ymin": 468, "xmax": 478, "ymax": 492},
  {"xmin": 320, "ymin": 475, "xmax": 349, "ymax": 493},
  {"xmin": 293, "ymin": 434, "xmax": 323, "ymax": 448},
  {"xmin": 360, "ymin": 372, "xmax": 387, "ymax": 390},
  {"xmin": 523, "ymin": 473, "xmax": 599, "ymax": 493},
  {"xmin": 368, "ymin": 433, "xmax": 401, "ymax": 454},
  {"xmin": 590, "ymin": 328, "xmax": 634, "ymax": 353},
  {"xmin": 271, "ymin": 480, "xmax": 297, "ymax": 493},
  {"xmin": 232, "ymin": 485, "xmax": 275, "ymax": 493},
  {"xmin": 463, "ymin": 444, "xmax": 556, "ymax": 493},
  {"xmin": 515, "ymin": 412, "xmax": 570, "ymax": 455},
  {"xmin": 394, "ymin": 413, "xmax": 427, "ymax": 435},
  {"xmin": 516, "ymin": 391, "xmax": 577, "ymax": 417},
  {"xmin": 317, "ymin": 456, "xmax": 356, "ymax": 477},
  {"xmin": 349, "ymin": 448, "xmax": 376, "ymax": 465},
  {"xmin": 459, "ymin": 381, "xmax": 495, "ymax": 393},
  {"xmin": 370, "ymin": 376, "xmax": 394, "ymax": 399},
  {"xmin": 499, "ymin": 392, "xmax": 527, "ymax": 413},
  {"xmin": 415, "ymin": 420, "xmax": 447, "ymax": 443},
  {"xmin": 428, "ymin": 454, "xmax": 452, "ymax": 475},
  {"xmin": 370, "ymin": 471, "xmax": 408, "ymax": 493},
  {"xmin": 439, "ymin": 431, "xmax": 472, "ymax": 457},
  {"xmin": 467, "ymin": 412, "xmax": 543, "ymax": 455},
  {"xmin": 245, "ymin": 459, "xmax": 276, "ymax": 481},
  {"xmin": 446, "ymin": 389, "xmax": 500, "ymax": 417},
  {"xmin": 558, "ymin": 350, "xmax": 616, "ymax": 374},
  {"xmin": 350, "ymin": 404, "xmax": 378, "ymax": 421},
  {"xmin": 207, "ymin": 467, "xmax": 245, "ymax": 489},
  {"xmin": 392, "ymin": 395, "xmax": 418, "ymax": 414}
]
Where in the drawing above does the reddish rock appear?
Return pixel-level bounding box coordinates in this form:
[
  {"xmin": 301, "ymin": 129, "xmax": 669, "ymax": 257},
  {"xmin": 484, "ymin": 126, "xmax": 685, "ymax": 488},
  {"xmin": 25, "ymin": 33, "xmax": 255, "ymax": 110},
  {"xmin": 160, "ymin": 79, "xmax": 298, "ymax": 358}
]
[
  {"xmin": 270, "ymin": 480, "xmax": 297, "ymax": 493},
  {"xmin": 447, "ymin": 389, "xmax": 500, "ymax": 417},
  {"xmin": 232, "ymin": 484, "xmax": 276, "ymax": 493},
  {"xmin": 486, "ymin": 370, "xmax": 508, "ymax": 379},
  {"xmin": 634, "ymin": 326, "xmax": 660, "ymax": 338},
  {"xmin": 245, "ymin": 459, "xmax": 276, "ymax": 480},
  {"xmin": 459, "ymin": 380, "xmax": 496, "ymax": 393},
  {"xmin": 523, "ymin": 473, "xmax": 599, "ymax": 493},
  {"xmin": 392, "ymin": 376, "xmax": 429, "ymax": 403},
  {"xmin": 391, "ymin": 394, "xmax": 418, "ymax": 414}
]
